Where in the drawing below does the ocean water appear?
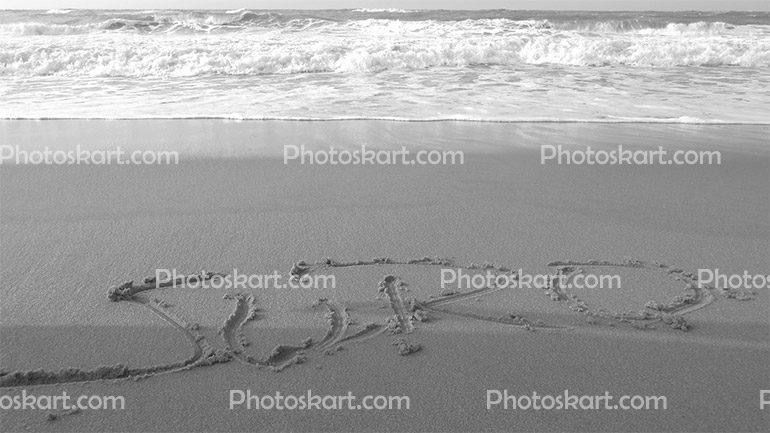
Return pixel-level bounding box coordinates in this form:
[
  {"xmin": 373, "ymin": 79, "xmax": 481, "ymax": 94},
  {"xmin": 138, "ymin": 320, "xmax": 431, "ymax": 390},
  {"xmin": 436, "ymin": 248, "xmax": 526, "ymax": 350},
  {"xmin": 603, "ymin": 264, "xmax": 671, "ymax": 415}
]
[{"xmin": 0, "ymin": 9, "xmax": 768, "ymax": 122}]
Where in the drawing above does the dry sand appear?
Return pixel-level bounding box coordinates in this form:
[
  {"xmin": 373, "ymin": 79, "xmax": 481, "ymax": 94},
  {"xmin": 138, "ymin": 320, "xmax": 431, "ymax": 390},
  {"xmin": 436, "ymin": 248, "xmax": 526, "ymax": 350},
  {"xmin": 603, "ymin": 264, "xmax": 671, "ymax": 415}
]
[{"xmin": 0, "ymin": 120, "xmax": 768, "ymax": 431}]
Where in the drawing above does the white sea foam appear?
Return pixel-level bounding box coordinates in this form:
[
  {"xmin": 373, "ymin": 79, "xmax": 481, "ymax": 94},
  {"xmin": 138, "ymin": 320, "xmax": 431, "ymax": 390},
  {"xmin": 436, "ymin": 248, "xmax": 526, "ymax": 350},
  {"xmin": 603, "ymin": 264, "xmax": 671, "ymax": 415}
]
[
  {"xmin": 1, "ymin": 19, "xmax": 767, "ymax": 76},
  {"xmin": 0, "ymin": 10, "xmax": 767, "ymax": 122},
  {"xmin": 352, "ymin": 8, "xmax": 418, "ymax": 13},
  {"xmin": 1, "ymin": 115, "xmax": 765, "ymax": 124}
]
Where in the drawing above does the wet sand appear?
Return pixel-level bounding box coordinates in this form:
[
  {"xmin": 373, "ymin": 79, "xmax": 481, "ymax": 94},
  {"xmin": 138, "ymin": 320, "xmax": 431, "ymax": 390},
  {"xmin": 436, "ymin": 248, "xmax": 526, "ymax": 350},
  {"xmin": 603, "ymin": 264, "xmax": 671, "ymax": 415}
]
[{"xmin": 1, "ymin": 120, "xmax": 768, "ymax": 431}]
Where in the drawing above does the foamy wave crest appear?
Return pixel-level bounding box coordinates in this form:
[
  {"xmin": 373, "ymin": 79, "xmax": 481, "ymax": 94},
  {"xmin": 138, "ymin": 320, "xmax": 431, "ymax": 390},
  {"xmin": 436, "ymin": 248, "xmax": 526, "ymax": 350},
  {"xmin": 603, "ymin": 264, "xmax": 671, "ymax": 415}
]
[
  {"xmin": 2, "ymin": 28, "xmax": 768, "ymax": 77},
  {"xmin": 0, "ymin": 11, "xmax": 333, "ymax": 35},
  {"xmin": 352, "ymin": 8, "xmax": 418, "ymax": 13},
  {"xmin": 2, "ymin": 11, "xmax": 766, "ymax": 38},
  {"xmin": 552, "ymin": 20, "xmax": 753, "ymax": 35},
  {"xmin": 638, "ymin": 21, "xmax": 756, "ymax": 35},
  {"xmin": 2, "ymin": 114, "xmax": 765, "ymax": 124},
  {"xmin": 0, "ymin": 22, "xmax": 98, "ymax": 35}
]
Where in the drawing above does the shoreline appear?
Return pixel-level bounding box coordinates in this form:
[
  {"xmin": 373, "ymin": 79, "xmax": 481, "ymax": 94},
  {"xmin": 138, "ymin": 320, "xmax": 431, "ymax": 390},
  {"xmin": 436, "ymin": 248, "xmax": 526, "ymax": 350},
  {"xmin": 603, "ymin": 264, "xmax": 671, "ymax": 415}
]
[
  {"xmin": 3, "ymin": 118, "xmax": 770, "ymax": 125},
  {"xmin": 1, "ymin": 120, "xmax": 767, "ymax": 162}
]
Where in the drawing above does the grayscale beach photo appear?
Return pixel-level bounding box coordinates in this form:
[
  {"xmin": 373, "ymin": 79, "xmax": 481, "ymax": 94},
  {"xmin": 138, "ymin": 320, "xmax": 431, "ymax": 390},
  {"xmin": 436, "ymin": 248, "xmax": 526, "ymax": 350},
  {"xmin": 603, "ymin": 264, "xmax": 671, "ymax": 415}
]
[{"xmin": 1, "ymin": 1, "xmax": 768, "ymax": 432}]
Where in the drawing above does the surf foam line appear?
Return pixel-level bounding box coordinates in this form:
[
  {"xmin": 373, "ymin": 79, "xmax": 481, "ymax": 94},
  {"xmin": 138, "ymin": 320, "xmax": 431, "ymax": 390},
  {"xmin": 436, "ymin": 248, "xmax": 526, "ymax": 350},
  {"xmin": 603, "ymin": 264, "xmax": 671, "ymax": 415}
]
[
  {"xmin": 0, "ymin": 256, "xmax": 760, "ymax": 387},
  {"xmin": 2, "ymin": 116, "xmax": 768, "ymax": 125}
]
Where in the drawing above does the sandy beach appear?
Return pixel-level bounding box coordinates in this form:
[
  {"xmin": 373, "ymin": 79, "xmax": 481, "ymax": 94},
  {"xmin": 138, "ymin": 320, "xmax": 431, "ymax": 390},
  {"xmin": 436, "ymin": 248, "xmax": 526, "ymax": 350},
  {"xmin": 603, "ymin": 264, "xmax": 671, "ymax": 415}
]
[{"xmin": 1, "ymin": 120, "xmax": 768, "ymax": 431}]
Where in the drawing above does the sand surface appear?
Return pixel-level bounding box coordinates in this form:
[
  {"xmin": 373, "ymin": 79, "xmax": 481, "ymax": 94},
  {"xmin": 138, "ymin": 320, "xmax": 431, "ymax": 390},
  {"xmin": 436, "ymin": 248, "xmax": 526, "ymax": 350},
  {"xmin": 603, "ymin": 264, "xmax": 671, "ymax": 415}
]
[{"xmin": 1, "ymin": 120, "xmax": 768, "ymax": 431}]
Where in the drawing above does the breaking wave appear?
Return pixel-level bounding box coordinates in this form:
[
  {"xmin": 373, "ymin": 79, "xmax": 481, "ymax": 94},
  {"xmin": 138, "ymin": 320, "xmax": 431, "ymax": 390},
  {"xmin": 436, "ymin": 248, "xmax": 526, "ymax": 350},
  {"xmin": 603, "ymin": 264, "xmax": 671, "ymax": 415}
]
[
  {"xmin": 1, "ymin": 24, "xmax": 767, "ymax": 78},
  {"xmin": 352, "ymin": 8, "xmax": 419, "ymax": 13},
  {"xmin": 1, "ymin": 8, "xmax": 768, "ymax": 37},
  {"xmin": 1, "ymin": 10, "xmax": 767, "ymax": 122}
]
